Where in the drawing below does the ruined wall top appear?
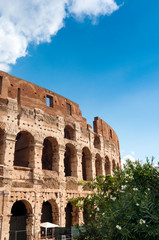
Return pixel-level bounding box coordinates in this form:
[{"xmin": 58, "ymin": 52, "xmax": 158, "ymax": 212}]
[{"xmin": 0, "ymin": 70, "xmax": 119, "ymax": 150}]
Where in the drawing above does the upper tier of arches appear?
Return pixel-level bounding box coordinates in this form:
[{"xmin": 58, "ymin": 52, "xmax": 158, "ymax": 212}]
[{"xmin": 0, "ymin": 129, "xmax": 120, "ymax": 181}]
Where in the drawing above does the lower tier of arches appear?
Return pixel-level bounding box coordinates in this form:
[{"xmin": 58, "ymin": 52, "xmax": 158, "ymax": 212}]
[{"xmin": 0, "ymin": 190, "xmax": 85, "ymax": 240}]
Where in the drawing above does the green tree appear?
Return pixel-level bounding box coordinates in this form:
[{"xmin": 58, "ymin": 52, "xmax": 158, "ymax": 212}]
[{"xmin": 72, "ymin": 159, "xmax": 159, "ymax": 240}]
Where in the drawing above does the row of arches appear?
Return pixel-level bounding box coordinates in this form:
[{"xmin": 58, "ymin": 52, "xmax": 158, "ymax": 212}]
[
  {"xmin": 1, "ymin": 130, "xmax": 119, "ymax": 180},
  {"xmin": 9, "ymin": 199, "xmax": 78, "ymax": 239},
  {"xmin": 64, "ymin": 125, "xmax": 102, "ymax": 150}
]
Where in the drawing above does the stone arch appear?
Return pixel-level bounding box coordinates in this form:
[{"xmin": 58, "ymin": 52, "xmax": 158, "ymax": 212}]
[
  {"xmin": 82, "ymin": 147, "xmax": 92, "ymax": 181},
  {"xmin": 64, "ymin": 125, "xmax": 75, "ymax": 140},
  {"xmin": 95, "ymin": 153, "xmax": 102, "ymax": 176},
  {"xmin": 14, "ymin": 131, "xmax": 34, "ymax": 168},
  {"xmin": 41, "ymin": 201, "xmax": 52, "ymax": 223},
  {"xmin": 41, "ymin": 199, "xmax": 59, "ymax": 238},
  {"xmin": 41, "ymin": 137, "xmax": 59, "ymax": 171},
  {"xmin": 9, "ymin": 200, "xmax": 33, "ymax": 240},
  {"xmin": 94, "ymin": 135, "xmax": 101, "ymax": 150},
  {"xmin": 64, "ymin": 143, "xmax": 77, "ymax": 177},
  {"xmin": 105, "ymin": 156, "xmax": 111, "ymax": 175},
  {"xmin": 0, "ymin": 128, "xmax": 5, "ymax": 164},
  {"xmin": 65, "ymin": 202, "xmax": 79, "ymax": 228},
  {"xmin": 112, "ymin": 159, "xmax": 116, "ymax": 170},
  {"xmin": 48, "ymin": 199, "xmax": 59, "ymax": 225}
]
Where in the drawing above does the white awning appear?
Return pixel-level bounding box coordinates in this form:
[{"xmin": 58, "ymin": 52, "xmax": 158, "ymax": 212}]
[{"xmin": 40, "ymin": 222, "xmax": 59, "ymax": 228}]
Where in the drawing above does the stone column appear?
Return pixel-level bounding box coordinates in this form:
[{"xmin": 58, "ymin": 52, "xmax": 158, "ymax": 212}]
[
  {"xmin": 33, "ymin": 192, "xmax": 42, "ymax": 240},
  {"xmin": 33, "ymin": 213, "xmax": 42, "ymax": 240},
  {"xmin": 59, "ymin": 193, "xmax": 66, "ymax": 227},
  {"xmin": 0, "ymin": 191, "xmax": 3, "ymax": 240},
  {"xmin": 1, "ymin": 191, "xmax": 11, "ymax": 240},
  {"xmin": 91, "ymin": 153, "xmax": 96, "ymax": 180},
  {"xmin": 26, "ymin": 214, "xmax": 33, "ymax": 240},
  {"xmin": 77, "ymin": 149, "xmax": 82, "ymax": 180},
  {"xmin": 102, "ymin": 157, "xmax": 106, "ymax": 176},
  {"xmin": 58, "ymin": 145, "xmax": 65, "ymax": 179},
  {"xmin": 3, "ymin": 133, "xmax": 16, "ymax": 167},
  {"xmin": 78, "ymin": 209, "xmax": 83, "ymax": 226}
]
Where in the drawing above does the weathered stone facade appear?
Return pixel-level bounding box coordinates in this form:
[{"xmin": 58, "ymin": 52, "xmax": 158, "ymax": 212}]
[{"xmin": 0, "ymin": 71, "xmax": 120, "ymax": 239}]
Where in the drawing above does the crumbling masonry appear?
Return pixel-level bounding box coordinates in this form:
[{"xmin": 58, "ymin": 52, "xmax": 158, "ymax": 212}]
[{"xmin": 0, "ymin": 71, "xmax": 120, "ymax": 239}]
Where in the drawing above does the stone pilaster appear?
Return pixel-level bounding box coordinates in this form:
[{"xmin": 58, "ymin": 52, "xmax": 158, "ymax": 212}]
[
  {"xmin": 32, "ymin": 141, "xmax": 43, "ymax": 184},
  {"xmin": 1, "ymin": 191, "xmax": 10, "ymax": 240},
  {"xmin": 77, "ymin": 149, "xmax": 82, "ymax": 180}
]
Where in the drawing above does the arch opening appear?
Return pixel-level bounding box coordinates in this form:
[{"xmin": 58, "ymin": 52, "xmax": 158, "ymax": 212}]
[
  {"xmin": 95, "ymin": 154, "xmax": 102, "ymax": 176},
  {"xmin": 64, "ymin": 125, "xmax": 75, "ymax": 140},
  {"xmin": 41, "ymin": 201, "xmax": 53, "ymax": 238},
  {"xmin": 65, "ymin": 202, "xmax": 72, "ymax": 228},
  {"xmin": 112, "ymin": 159, "xmax": 116, "ymax": 170},
  {"xmin": 9, "ymin": 200, "xmax": 32, "ymax": 240},
  {"xmin": 42, "ymin": 137, "xmax": 59, "ymax": 171},
  {"xmin": 105, "ymin": 156, "xmax": 110, "ymax": 175},
  {"xmin": 82, "ymin": 147, "xmax": 92, "ymax": 181},
  {"xmin": 14, "ymin": 131, "xmax": 34, "ymax": 168},
  {"xmin": 64, "ymin": 144, "xmax": 77, "ymax": 177},
  {"xmin": 94, "ymin": 136, "xmax": 101, "ymax": 150}
]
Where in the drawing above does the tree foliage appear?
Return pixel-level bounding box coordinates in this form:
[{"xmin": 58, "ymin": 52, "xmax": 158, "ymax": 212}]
[{"xmin": 72, "ymin": 159, "xmax": 159, "ymax": 240}]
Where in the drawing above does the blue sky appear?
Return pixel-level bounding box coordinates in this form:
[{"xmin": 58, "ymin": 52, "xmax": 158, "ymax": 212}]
[{"xmin": 1, "ymin": 0, "xmax": 159, "ymax": 162}]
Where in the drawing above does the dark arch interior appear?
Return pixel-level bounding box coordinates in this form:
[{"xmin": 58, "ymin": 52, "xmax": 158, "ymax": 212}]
[
  {"xmin": 64, "ymin": 126, "xmax": 74, "ymax": 140},
  {"xmin": 112, "ymin": 160, "xmax": 116, "ymax": 170},
  {"xmin": 41, "ymin": 201, "xmax": 53, "ymax": 223},
  {"xmin": 64, "ymin": 146, "xmax": 71, "ymax": 176},
  {"xmin": 11, "ymin": 201, "xmax": 27, "ymax": 216},
  {"xmin": 105, "ymin": 157, "xmax": 110, "ymax": 175},
  {"xmin": 94, "ymin": 136, "xmax": 101, "ymax": 149},
  {"xmin": 14, "ymin": 132, "xmax": 30, "ymax": 167},
  {"xmin": 42, "ymin": 138, "xmax": 53, "ymax": 170},
  {"xmin": 95, "ymin": 154, "xmax": 102, "ymax": 176},
  {"xmin": 65, "ymin": 203, "xmax": 72, "ymax": 228},
  {"xmin": 9, "ymin": 201, "xmax": 27, "ymax": 240},
  {"xmin": 82, "ymin": 148, "xmax": 91, "ymax": 181}
]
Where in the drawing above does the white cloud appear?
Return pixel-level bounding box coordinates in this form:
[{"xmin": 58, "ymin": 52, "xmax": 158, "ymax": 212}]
[
  {"xmin": 68, "ymin": 0, "xmax": 119, "ymax": 18},
  {"xmin": 0, "ymin": 0, "xmax": 120, "ymax": 72},
  {"xmin": 121, "ymin": 155, "xmax": 136, "ymax": 168}
]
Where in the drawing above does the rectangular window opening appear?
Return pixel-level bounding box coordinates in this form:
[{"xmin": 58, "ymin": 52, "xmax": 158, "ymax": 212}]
[
  {"xmin": 46, "ymin": 95, "xmax": 53, "ymax": 108},
  {"xmin": 0, "ymin": 76, "xmax": 2, "ymax": 95},
  {"xmin": 66, "ymin": 103, "xmax": 72, "ymax": 115},
  {"xmin": 17, "ymin": 88, "xmax": 21, "ymax": 105}
]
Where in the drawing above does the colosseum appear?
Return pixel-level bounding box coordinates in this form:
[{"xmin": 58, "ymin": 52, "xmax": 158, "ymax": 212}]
[{"xmin": 0, "ymin": 71, "xmax": 120, "ymax": 239}]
